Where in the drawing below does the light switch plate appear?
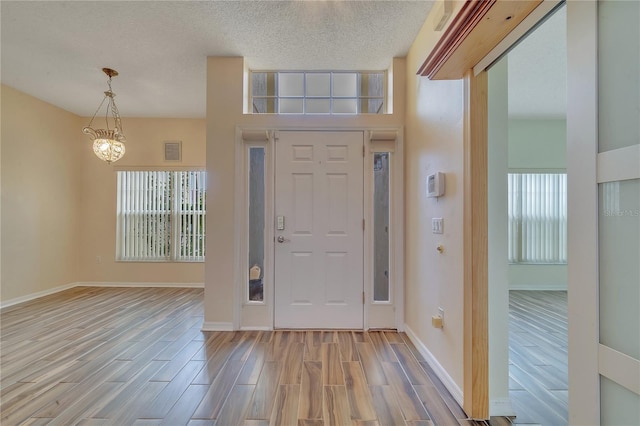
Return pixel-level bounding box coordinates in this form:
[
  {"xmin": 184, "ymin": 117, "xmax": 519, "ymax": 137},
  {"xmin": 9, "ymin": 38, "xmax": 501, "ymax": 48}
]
[{"xmin": 432, "ymin": 218, "xmax": 444, "ymax": 234}]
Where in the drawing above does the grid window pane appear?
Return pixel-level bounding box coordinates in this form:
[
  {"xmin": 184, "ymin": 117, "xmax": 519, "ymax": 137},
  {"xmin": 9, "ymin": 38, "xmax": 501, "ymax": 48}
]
[
  {"xmin": 333, "ymin": 73, "xmax": 358, "ymax": 97},
  {"xmin": 279, "ymin": 73, "xmax": 304, "ymax": 97},
  {"xmin": 251, "ymin": 70, "xmax": 385, "ymax": 115},
  {"xmin": 306, "ymin": 98, "xmax": 331, "ymax": 114},
  {"xmin": 361, "ymin": 98, "xmax": 384, "ymax": 114},
  {"xmin": 362, "ymin": 72, "xmax": 385, "ymax": 98},
  {"xmin": 333, "ymin": 98, "xmax": 358, "ymax": 114},
  {"xmin": 252, "ymin": 98, "xmax": 277, "ymax": 114},
  {"xmin": 306, "ymin": 73, "xmax": 331, "ymax": 97},
  {"xmin": 279, "ymin": 98, "xmax": 304, "ymax": 114},
  {"xmin": 252, "ymin": 73, "xmax": 268, "ymax": 97}
]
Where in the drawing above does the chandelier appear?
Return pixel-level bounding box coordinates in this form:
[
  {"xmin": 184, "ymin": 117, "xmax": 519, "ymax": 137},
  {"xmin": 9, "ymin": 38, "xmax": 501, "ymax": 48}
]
[{"xmin": 83, "ymin": 68, "xmax": 126, "ymax": 164}]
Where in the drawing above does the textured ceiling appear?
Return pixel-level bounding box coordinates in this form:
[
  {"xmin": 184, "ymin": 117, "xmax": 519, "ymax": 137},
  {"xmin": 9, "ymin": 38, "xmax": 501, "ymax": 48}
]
[{"xmin": 1, "ymin": 0, "xmax": 434, "ymax": 118}]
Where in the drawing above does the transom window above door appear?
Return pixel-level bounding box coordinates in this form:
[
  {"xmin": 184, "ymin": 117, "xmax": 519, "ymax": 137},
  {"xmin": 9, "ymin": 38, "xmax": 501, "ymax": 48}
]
[{"xmin": 250, "ymin": 71, "xmax": 386, "ymax": 115}]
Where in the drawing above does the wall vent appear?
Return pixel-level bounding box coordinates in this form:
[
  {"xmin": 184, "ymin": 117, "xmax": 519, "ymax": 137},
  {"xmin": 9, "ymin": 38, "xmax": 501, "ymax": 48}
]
[{"xmin": 164, "ymin": 141, "xmax": 182, "ymax": 161}]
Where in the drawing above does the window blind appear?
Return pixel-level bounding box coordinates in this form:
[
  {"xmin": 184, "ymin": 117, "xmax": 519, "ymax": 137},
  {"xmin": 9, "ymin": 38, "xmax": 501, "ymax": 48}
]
[
  {"xmin": 117, "ymin": 171, "xmax": 206, "ymax": 262},
  {"xmin": 176, "ymin": 171, "xmax": 206, "ymax": 261},
  {"xmin": 508, "ymin": 173, "xmax": 567, "ymax": 263}
]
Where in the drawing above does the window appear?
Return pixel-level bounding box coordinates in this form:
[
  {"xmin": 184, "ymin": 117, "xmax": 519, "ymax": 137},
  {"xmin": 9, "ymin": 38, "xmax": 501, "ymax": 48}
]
[
  {"xmin": 248, "ymin": 147, "xmax": 265, "ymax": 302},
  {"xmin": 508, "ymin": 173, "xmax": 567, "ymax": 263},
  {"xmin": 116, "ymin": 170, "xmax": 206, "ymax": 262},
  {"xmin": 251, "ymin": 71, "xmax": 385, "ymax": 114},
  {"xmin": 373, "ymin": 152, "xmax": 391, "ymax": 301}
]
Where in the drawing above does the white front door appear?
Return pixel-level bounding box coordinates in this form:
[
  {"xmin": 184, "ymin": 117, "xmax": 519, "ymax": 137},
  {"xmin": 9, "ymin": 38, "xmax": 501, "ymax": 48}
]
[{"xmin": 274, "ymin": 131, "xmax": 364, "ymax": 329}]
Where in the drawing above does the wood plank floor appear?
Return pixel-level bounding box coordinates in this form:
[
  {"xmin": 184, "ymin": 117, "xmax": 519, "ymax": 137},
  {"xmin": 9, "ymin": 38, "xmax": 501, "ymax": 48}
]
[
  {"xmin": 1, "ymin": 287, "xmax": 509, "ymax": 425},
  {"xmin": 509, "ymin": 290, "xmax": 568, "ymax": 426}
]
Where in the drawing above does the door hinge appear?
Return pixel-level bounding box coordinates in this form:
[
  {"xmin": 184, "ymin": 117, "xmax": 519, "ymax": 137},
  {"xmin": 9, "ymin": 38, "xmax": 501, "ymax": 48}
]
[
  {"xmin": 362, "ymin": 291, "xmax": 365, "ymax": 304},
  {"xmin": 363, "ymin": 145, "xmax": 365, "ymax": 157},
  {"xmin": 362, "ymin": 219, "xmax": 365, "ymax": 231}
]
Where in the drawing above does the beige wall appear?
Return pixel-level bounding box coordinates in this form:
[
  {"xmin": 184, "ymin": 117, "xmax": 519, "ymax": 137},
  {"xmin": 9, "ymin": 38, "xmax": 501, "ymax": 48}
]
[
  {"xmin": 404, "ymin": 1, "xmax": 466, "ymax": 396},
  {"xmin": 205, "ymin": 57, "xmax": 406, "ymax": 328},
  {"xmin": 1, "ymin": 84, "xmax": 206, "ymax": 305},
  {"xmin": 1, "ymin": 85, "xmax": 82, "ymax": 303},
  {"xmin": 78, "ymin": 117, "xmax": 206, "ymax": 284}
]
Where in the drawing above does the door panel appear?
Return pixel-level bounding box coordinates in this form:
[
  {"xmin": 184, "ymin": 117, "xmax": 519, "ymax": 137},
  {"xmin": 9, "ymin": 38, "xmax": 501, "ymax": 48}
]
[
  {"xmin": 597, "ymin": 1, "xmax": 640, "ymax": 422},
  {"xmin": 568, "ymin": 2, "xmax": 640, "ymax": 422},
  {"xmin": 275, "ymin": 131, "xmax": 364, "ymax": 329}
]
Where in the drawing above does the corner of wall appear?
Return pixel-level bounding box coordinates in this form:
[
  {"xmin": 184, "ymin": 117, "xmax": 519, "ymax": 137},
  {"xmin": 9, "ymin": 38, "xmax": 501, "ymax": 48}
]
[{"xmin": 404, "ymin": 323, "xmax": 464, "ymax": 406}]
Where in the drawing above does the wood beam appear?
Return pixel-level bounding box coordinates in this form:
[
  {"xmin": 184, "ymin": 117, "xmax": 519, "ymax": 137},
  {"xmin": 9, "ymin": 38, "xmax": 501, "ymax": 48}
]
[
  {"xmin": 463, "ymin": 68, "xmax": 489, "ymax": 419},
  {"xmin": 418, "ymin": 0, "xmax": 542, "ymax": 80}
]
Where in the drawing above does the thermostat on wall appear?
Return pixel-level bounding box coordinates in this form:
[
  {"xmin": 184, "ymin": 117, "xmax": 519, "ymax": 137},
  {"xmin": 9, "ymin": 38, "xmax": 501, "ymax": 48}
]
[{"xmin": 427, "ymin": 172, "xmax": 445, "ymax": 198}]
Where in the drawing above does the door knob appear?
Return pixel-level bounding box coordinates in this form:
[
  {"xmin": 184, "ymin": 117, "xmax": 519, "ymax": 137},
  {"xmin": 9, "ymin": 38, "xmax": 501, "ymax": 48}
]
[{"xmin": 277, "ymin": 236, "xmax": 290, "ymax": 243}]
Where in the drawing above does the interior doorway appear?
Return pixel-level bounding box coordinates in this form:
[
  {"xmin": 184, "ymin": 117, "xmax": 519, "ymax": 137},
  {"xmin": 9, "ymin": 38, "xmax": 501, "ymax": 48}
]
[{"xmin": 487, "ymin": 4, "xmax": 568, "ymax": 423}]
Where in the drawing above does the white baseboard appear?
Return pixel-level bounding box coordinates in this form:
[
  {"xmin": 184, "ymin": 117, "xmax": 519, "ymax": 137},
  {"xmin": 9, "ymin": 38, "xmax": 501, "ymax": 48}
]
[
  {"xmin": 509, "ymin": 284, "xmax": 567, "ymax": 291},
  {"xmin": 0, "ymin": 282, "xmax": 78, "ymax": 309},
  {"xmin": 202, "ymin": 321, "xmax": 234, "ymax": 331},
  {"xmin": 240, "ymin": 326, "xmax": 272, "ymax": 331},
  {"xmin": 403, "ymin": 324, "xmax": 464, "ymax": 407},
  {"xmin": 1, "ymin": 282, "xmax": 205, "ymax": 310},
  {"xmin": 490, "ymin": 397, "xmax": 516, "ymax": 417},
  {"xmin": 78, "ymin": 281, "xmax": 204, "ymax": 288}
]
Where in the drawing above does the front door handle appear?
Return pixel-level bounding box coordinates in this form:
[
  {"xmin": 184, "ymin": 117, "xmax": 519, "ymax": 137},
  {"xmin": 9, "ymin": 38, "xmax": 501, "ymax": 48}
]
[{"xmin": 277, "ymin": 236, "xmax": 290, "ymax": 243}]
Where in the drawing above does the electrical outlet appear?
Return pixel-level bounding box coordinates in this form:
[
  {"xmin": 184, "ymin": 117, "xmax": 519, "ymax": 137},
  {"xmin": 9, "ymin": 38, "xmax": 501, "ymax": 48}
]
[{"xmin": 96, "ymin": 256, "xmax": 102, "ymax": 264}]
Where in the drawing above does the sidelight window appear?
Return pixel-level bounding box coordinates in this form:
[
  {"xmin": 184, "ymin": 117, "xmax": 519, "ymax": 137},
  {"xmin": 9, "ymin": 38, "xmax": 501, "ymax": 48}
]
[
  {"xmin": 248, "ymin": 147, "xmax": 266, "ymax": 302},
  {"xmin": 373, "ymin": 152, "xmax": 391, "ymax": 302}
]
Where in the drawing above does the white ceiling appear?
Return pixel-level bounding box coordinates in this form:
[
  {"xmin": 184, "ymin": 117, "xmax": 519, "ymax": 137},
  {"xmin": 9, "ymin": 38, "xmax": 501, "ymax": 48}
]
[{"xmin": 1, "ymin": 0, "xmax": 434, "ymax": 118}]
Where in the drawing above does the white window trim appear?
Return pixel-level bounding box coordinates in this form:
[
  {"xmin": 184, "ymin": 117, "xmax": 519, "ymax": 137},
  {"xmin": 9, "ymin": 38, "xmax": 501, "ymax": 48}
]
[{"xmin": 367, "ymin": 130, "xmax": 405, "ymax": 330}]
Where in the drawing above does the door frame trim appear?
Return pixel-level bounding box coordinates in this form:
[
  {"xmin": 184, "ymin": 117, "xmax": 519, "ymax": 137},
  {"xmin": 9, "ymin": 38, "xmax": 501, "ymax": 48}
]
[
  {"xmin": 463, "ymin": 69, "xmax": 489, "ymax": 419},
  {"xmin": 566, "ymin": 1, "xmax": 599, "ymax": 423},
  {"xmin": 455, "ymin": 0, "xmax": 565, "ymax": 419},
  {"xmin": 234, "ymin": 126, "xmax": 404, "ymax": 331}
]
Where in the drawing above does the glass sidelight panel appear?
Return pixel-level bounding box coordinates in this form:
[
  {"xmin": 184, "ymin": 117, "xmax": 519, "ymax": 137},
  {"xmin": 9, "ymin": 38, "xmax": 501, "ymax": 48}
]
[
  {"xmin": 598, "ymin": 0, "xmax": 640, "ymax": 152},
  {"xmin": 248, "ymin": 147, "xmax": 265, "ymax": 302},
  {"xmin": 598, "ymin": 0, "xmax": 640, "ymax": 360},
  {"xmin": 601, "ymin": 376, "xmax": 640, "ymax": 425},
  {"xmin": 373, "ymin": 153, "xmax": 390, "ymax": 301},
  {"xmin": 598, "ymin": 179, "xmax": 640, "ymax": 359},
  {"xmin": 597, "ymin": 0, "xmax": 640, "ymax": 418}
]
